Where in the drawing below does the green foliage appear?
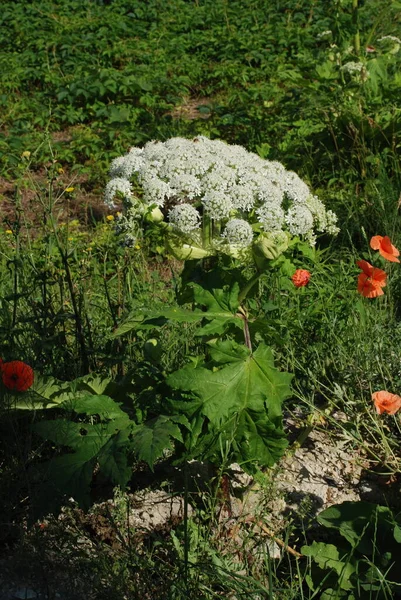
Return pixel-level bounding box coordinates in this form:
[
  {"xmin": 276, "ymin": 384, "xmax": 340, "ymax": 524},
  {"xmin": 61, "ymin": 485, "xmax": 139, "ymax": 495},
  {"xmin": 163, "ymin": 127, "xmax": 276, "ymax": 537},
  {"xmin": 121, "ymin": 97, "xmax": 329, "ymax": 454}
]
[
  {"xmin": 168, "ymin": 340, "xmax": 291, "ymax": 469},
  {"xmin": 30, "ymin": 374, "xmax": 189, "ymax": 510},
  {"xmin": 302, "ymin": 501, "xmax": 401, "ymax": 598}
]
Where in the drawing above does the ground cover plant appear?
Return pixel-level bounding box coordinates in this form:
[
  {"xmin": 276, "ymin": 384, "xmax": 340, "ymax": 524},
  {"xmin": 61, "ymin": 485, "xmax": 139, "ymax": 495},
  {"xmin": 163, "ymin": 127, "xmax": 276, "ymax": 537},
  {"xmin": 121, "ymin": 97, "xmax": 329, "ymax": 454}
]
[{"xmin": 1, "ymin": 0, "xmax": 401, "ymax": 598}]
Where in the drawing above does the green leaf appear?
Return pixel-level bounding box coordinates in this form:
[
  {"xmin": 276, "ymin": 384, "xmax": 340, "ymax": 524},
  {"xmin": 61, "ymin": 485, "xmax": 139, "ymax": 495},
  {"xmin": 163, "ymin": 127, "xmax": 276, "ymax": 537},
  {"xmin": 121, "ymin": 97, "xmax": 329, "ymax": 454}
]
[
  {"xmin": 41, "ymin": 450, "xmax": 97, "ymax": 508},
  {"xmin": 208, "ymin": 339, "xmax": 250, "ymax": 364},
  {"xmin": 34, "ymin": 419, "xmax": 87, "ymax": 450},
  {"xmin": 60, "ymin": 394, "xmax": 129, "ymax": 421},
  {"xmin": 130, "ymin": 415, "xmax": 186, "ymax": 470},
  {"xmin": 394, "ymin": 524, "xmax": 401, "ymax": 544},
  {"xmin": 76, "ymin": 374, "xmax": 112, "ymax": 395},
  {"xmin": 15, "ymin": 376, "xmax": 75, "ymax": 409},
  {"xmin": 167, "ymin": 341, "xmax": 292, "ymax": 467},
  {"xmin": 190, "ymin": 278, "xmax": 240, "ymax": 315},
  {"xmin": 34, "ymin": 419, "xmax": 133, "ymax": 507},
  {"xmin": 301, "ymin": 542, "xmax": 355, "ymax": 591},
  {"xmin": 97, "ymin": 429, "xmax": 132, "ymax": 488},
  {"xmin": 317, "ymin": 501, "xmax": 396, "ymax": 554}
]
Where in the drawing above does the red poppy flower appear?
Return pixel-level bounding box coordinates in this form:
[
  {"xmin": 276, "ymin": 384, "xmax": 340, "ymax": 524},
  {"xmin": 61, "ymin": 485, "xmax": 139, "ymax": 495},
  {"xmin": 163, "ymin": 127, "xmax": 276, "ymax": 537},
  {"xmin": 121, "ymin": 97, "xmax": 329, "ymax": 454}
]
[
  {"xmin": 370, "ymin": 235, "xmax": 400, "ymax": 263},
  {"xmin": 372, "ymin": 390, "xmax": 401, "ymax": 415},
  {"xmin": 292, "ymin": 269, "xmax": 311, "ymax": 288},
  {"xmin": 357, "ymin": 260, "xmax": 387, "ymax": 298},
  {"xmin": 1, "ymin": 360, "xmax": 34, "ymax": 392}
]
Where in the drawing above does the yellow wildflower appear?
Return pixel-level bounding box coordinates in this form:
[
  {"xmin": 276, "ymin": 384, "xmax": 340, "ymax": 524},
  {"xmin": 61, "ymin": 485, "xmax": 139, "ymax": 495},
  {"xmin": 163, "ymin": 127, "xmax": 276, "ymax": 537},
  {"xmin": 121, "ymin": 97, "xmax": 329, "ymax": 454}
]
[
  {"xmin": 22, "ymin": 151, "xmax": 31, "ymax": 159},
  {"xmin": 65, "ymin": 187, "xmax": 74, "ymax": 193},
  {"xmin": 106, "ymin": 215, "xmax": 114, "ymax": 222},
  {"xmin": 5, "ymin": 229, "xmax": 13, "ymax": 235},
  {"xmin": 58, "ymin": 168, "xmax": 64, "ymax": 174}
]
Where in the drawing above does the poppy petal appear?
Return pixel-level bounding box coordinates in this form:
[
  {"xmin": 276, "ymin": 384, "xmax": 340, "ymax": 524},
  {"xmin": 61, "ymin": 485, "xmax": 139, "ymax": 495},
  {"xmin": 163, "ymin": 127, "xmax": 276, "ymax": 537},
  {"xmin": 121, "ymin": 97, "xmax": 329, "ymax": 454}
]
[
  {"xmin": 370, "ymin": 268, "xmax": 387, "ymax": 286},
  {"xmin": 370, "ymin": 236, "xmax": 383, "ymax": 250},
  {"xmin": 356, "ymin": 259, "xmax": 374, "ymax": 276}
]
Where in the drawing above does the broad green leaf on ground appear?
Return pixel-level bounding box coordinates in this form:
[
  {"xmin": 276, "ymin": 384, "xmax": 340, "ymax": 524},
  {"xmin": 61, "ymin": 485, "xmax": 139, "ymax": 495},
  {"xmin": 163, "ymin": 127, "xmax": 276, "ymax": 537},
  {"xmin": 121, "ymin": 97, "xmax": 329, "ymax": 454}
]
[
  {"xmin": 194, "ymin": 316, "xmax": 243, "ymax": 337},
  {"xmin": 113, "ymin": 274, "xmax": 243, "ymax": 338},
  {"xmin": 15, "ymin": 376, "xmax": 77, "ymax": 409},
  {"xmin": 34, "ymin": 419, "xmax": 133, "ymax": 507},
  {"xmin": 302, "ymin": 542, "xmax": 356, "ymax": 591},
  {"xmin": 317, "ymin": 501, "xmax": 400, "ymax": 555},
  {"xmin": 97, "ymin": 428, "xmax": 132, "ymax": 487},
  {"xmin": 40, "ymin": 450, "xmax": 97, "ymax": 508},
  {"xmin": 59, "ymin": 394, "xmax": 129, "ymax": 421},
  {"xmin": 112, "ymin": 307, "xmax": 207, "ymax": 337},
  {"xmin": 74, "ymin": 374, "xmax": 112, "ymax": 395},
  {"xmin": 130, "ymin": 414, "xmax": 189, "ymax": 470},
  {"xmin": 207, "ymin": 339, "xmax": 250, "ymax": 364},
  {"xmin": 230, "ymin": 409, "xmax": 289, "ymax": 469},
  {"xmin": 167, "ymin": 341, "xmax": 292, "ymax": 467}
]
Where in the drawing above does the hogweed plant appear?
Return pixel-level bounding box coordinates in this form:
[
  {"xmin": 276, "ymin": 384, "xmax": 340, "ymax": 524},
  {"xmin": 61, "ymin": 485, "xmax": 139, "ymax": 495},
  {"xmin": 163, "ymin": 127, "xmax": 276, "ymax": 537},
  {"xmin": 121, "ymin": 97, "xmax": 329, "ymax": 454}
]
[{"xmin": 6, "ymin": 138, "xmax": 340, "ymax": 517}]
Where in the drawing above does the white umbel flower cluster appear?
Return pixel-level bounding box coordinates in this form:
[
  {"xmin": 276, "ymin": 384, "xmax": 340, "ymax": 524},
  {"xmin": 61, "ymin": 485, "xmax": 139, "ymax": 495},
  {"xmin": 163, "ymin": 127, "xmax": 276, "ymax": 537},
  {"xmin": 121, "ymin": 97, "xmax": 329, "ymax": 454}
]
[
  {"xmin": 223, "ymin": 219, "xmax": 254, "ymax": 247},
  {"xmin": 105, "ymin": 136, "xmax": 339, "ymax": 250},
  {"xmin": 104, "ymin": 177, "xmax": 132, "ymax": 208},
  {"xmin": 168, "ymin": 204, "xmax": 201, "ymax": 234}
]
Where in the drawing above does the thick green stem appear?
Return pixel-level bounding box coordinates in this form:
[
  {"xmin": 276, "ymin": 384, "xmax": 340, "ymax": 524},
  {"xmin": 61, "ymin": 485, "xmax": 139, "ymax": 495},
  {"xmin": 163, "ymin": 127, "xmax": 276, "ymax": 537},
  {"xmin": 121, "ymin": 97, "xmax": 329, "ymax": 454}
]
[{"xmin": 202, "ymin": 215, "xmax": 212, "ymax": 248}]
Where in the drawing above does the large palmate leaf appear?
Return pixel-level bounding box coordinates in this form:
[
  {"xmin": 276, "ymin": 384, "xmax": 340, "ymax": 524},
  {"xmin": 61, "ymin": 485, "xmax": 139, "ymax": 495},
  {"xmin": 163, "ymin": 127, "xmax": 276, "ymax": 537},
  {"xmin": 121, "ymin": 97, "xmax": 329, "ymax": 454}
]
[
  {"xmin": 14, "ymin": 376, "xmax": 78, "ymax": 410},
  {"xmin": 34, "ymin": 412, "xmax": 132, "ymax": 507},
  {"xmin": 167, "ymin": 341, "xmax": 292, "ymax": 467},
  {"xmin": 59, "ymin": 394, "xmax": 129, "ymax": 421},
  {"xmin": 130, "ymin": 414, "xmax": 190, "ymax": 470}
]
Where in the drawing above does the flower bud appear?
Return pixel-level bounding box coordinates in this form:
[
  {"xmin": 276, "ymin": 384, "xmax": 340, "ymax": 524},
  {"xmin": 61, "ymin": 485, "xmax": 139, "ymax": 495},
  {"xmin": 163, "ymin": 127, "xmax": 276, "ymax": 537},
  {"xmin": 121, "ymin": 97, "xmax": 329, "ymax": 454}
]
[
  {"xmin": 253, "ymin": 231, "xmax": 289, "ymax": 262},
  {"xmin": 145, "ymin": 207, "xmax": 164, "ymax": 223},
  {"xmin": 166, "ymin": 237, "xmax": 214, "ymax": 260}
]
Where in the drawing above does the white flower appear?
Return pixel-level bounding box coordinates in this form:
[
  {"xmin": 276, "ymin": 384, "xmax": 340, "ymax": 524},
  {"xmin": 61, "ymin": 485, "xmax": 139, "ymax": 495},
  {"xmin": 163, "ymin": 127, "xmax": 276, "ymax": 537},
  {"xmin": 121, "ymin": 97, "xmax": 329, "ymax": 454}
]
[
  {"xmin": 109, "ymin": 148, "xmax": 144, "ymax": 179},
  {"xmin": 223, "ymin": 219, "xmax": 254, "ymax": 247},
  {"xmin": 169, "ymin": 173, "xmax": 202, "ymax": 200},
  {"xmin": 139, "ymin": 174, "xmax": 172, "ymax": 207},
  {"xmin": 256, "ymin": 203, "xmax": 285, "ymax": 231},
  {"xmin": 340, "ymin": 61, "xmax": 364, "ymax": 73},
  {"xmin": 284, "ymin": 171, "xmax": 310, "ymax": 204},
  {"xmin": 285, "ymin": 204, "xmax": 314, "ymax": 236},
  {"xmin": 202, "ymin": 191, "xmax": 233, "ymax": 220},
  {"xmin": 325, "ymin": 210, "xmax": 340, "ymax": 235},
  {"xmin": 168, "ymin": 204, "xmax": 201, "ymax": 234},
  {"xmin": 230, "ymin": 184, "xmax": 256, "ymax": 211},
  {"xmin": 104, "ymin": 178, "xmax": 132, "ymax": 208}
]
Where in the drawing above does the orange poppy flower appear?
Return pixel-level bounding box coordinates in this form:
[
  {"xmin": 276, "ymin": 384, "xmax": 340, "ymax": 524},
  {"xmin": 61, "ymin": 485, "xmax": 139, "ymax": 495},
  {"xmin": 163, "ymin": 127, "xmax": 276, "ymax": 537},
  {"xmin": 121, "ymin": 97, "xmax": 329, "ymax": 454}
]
[
  {"xmin": 357, "ymin": 260, "xmax": 387, "ymax": 298},
  {"xmin": 372, "ymin": 390, "xmax": 401, "ymax": 415},
  {"xmin": 1, "ymin": 360, "xmax": 34, "ymax": 392},
  {"xmin": 292, "ymin": 269, "xmax": 311, "ymax": 288},
  {"xmin": 370, "ymin": 235, "xmax": 400, "ymax": 263}
]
